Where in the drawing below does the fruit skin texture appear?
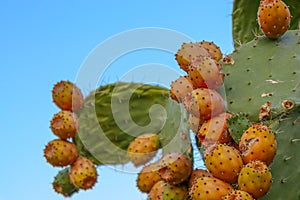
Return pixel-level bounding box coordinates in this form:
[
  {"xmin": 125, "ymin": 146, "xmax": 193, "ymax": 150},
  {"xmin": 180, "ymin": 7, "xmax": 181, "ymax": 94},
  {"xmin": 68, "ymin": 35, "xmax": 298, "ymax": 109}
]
[
  {"xmin": 238, "ymin": 160, "xmax": 272, "ymax": 199},
  {"xmin": 127, "ymin": 133, "xmax": 160, "ymax": 166},
  {"xmin": 198, "ymin": 40, "xmax": 223, "ymax": 61},
  {"xmin": 184, "ymin": 88, "xmax": 225, "ymax": 120},
  {"xmin": 204, "ymin": 144, "xmax": 244, "ymax": 183},
  {"xmin": 187, "ymin": 56, "xmax": 225, "ymax": 89},
  {"xmin": 170, "ymin": 76, "xmax": 194, "ymax": 103},
  {"xmin": 175, "ymin": 42, "xmax": 212, "ymax": 72},
  {"xmin": 198, "ymin": 112, "xmax": 232, "ymax": 148},
  {"xmin": 239, "ymin": 124, "xmax": 277, "ymax": 165},
  {"xmin": 43, "ymin": 139, "xmax": 78, "ymax": 167},
  {"xmin": 189, "ymin": 176, "xmax": 234, "ymax": 200},
  {"xmin": 137, "ymin": 162, "xmax": 162, "ymax": 193},
  {"xmin": 159, "ymin": 153, "xmax": 192, "ymax": 185},
  {"xmin": 188, "ymin": 169, "xmax": 212, "ymax": 187},
  {"xmin": 222, "ymin": 190, "xmax": 254, "ymax": 200},
  {"xmin": 50, "ymin": 110, "xmax": 79, "ymax": 139},
  {"xmin": 69, "ymin": 157, "xmax": 98, "ymax": 190},
  {"xmin": 257, "ymin": 0, "xmax": 291, "ymax": 39},
  {"xmin": 148, "ymin": 180, "xmax": 188, "ymax": 200},
  {"xmin": 52, "ymin": 80, "xmax": 84, "ymax": 112},
  {"xmin": 188, "ymin": 114, "xmax": 204, "ymax": 134}
]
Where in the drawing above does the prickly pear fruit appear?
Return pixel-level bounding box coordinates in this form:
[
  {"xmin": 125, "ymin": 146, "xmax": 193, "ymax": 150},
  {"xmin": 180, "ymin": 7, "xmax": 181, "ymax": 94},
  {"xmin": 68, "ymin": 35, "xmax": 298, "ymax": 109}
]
[
  {"xmin": 52, "ymin": 80, "xmax": 84, "ymax": 112},
  {"xmin": 170, "ymin": 76, "xmax": 194, "ymax": 103},
  {"xmin": 239, "ymin": 124, "xmax": 277, "ymax": 165},
  {"xmin": 148, "ymin": 180, "xmax": 188, "ymax": 200},
  {"xmin": 257, "ymin": 0, "xmax": 291, "ymax": 39},
  {"xmin": 52, "ymin": 168, "xmax": 79, "ymax": 197},
  {"xmin": 184, "ymin": 88, "xmax": 225, "ymax": 120},
  {"xmin": 137, "ymin": 162, "xmax": 162, "ymax": 193},
  {"xmin": 43, "ymin": 139, "xmax": 78, "ymax": 167},
  {"xmin": 69, "ymin": 157, "xmax": 98, "ymax": 190},
  {"xmin": 199, "ymin": 40, "xmax": 222, "ymax": 61},
  {"xmin": 187, "ymin": 56, "xmax": 225, "ymax": 89},
  {"xmin": 222, "ymin": 190, "xmax": 254, "ymax": 200},
  {"xmin": 159, "ymin": 153, "xmax": 192, "ymax": 185},
  {"xmin": 175, "ymin": 42, "xmax": 212, "ymax": 72},
  {"xmin": 188, "ymin": 169, "xmax": 212, "ymax": 187},
  {"xmin": 204, "ymin": 144, "xmax": 243, "ymax": 183},
  {"xmin": 127, "ymin": 133, "xmax": 160, "ymax": 167},
  {"xmin": 188, "ymin": 114, "xmax": 204, "ymax": 134},
  {"xmin": 189, "ymin": 176, "xmax": 234, "ymax": 200},
  {"xmin": 50, "ymin": 110, "xmax": 79, "ymax": 139},
  {"xmin": 198, "ymin": 112, "xmax": 232, "ymax": 147},
  {"xmin": 238, "ymin": 160, "xmax": 272, "ymax": 199}
]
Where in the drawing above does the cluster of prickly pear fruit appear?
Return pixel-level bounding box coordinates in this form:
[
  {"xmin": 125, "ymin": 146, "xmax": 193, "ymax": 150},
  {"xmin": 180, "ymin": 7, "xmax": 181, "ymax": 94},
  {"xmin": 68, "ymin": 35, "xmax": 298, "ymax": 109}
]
[
  {"xmin": 44, "ymin": 80, "xmax": 98, "ymax": 196},
  {"xmin": 136, "ymin": 153, "xmax": 192, "ymax": 199},
  {"xmin": 171, "ymin": 30, "xmax": 280, "ymax": 199}
]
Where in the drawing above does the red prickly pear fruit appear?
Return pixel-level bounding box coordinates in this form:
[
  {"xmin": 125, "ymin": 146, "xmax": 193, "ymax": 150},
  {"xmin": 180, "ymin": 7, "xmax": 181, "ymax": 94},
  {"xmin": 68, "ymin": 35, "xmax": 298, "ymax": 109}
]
[
  {"xmin": 175, "ymin": 42, "xmax": 212, "ymax": 72},
  {"xmin": 69, "ymin": 157, "xmax": 98, "ymax": 190},
  {"xmin": 198, "ymin": 113, "xmax": 233, "ymax": 148},
  {"xmin": 50, "ymin": 110, "xmax": 79, "ymax": 139},
  {"xmin": 137, "ymin": 162, "xmax": 162, "ymax": 193},
  {"xmin": 43, "ymin": 139, "xmax": 78, "ymax": 167},
  {"xmin": 52, "ymin": 80, "xmax": 84, "ymax": 112},
  {"xmin": 127, "ymin": 133, "xmax": 160, "ymax": 167},
  {"xmin": 159, "ymin": 153, "xmax": 192, "ymax": 185},
  {"xmin": 189, "ymin": 176, "xmax": 234, "ymax": 200},
  {"xmin": 170, "ymin": 76, "xmax": 195, "ymax": 103},
  {"xmin": 187, "ymin": 56, "xmax": 225, "ymax": 89},
  {"xmin": 188, "ymin": 169, "xmax": 212, "ymax": 187},
  {"xmin": 257, "ymin": 0, "xmax": 291, "ymax": 39},
  {"xmin": 184, "ymin": 88, "xmax": 225, "ymax": 120},
  {"xmin": 238, "ymin": 160, "xmax": 272, "ymax": 199},
  {"xmin": 198, "ymin": 40, "xmax": 223, "ymax": 61},
  {"xmin": 239, "ymin": 124, "xmax": 277, "ymax": 165},
  {"xmin": 188, "ymin": 114, "xmax": 205, "ymax": 134},
  {"xmin": 222, "ymin": 190, "xmax": 254, "ymax": 200},
  {"xmin": 148, "ymin": 180, "xmax": 188, "ymax": 200},
  {"xmin": 204, "ymin": 144, "xmax": 244, "ymax": 184}
]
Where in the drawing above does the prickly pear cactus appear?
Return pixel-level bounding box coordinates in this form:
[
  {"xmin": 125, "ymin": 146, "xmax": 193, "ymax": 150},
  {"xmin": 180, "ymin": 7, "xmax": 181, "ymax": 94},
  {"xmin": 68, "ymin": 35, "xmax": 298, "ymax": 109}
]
[
  {"xmin": 75, "ymin": 82, "xmax": 190, "ymax": 165},
  {"xmin": 223, "ymin": 30, "xmax": 300, "ymax": 199}
]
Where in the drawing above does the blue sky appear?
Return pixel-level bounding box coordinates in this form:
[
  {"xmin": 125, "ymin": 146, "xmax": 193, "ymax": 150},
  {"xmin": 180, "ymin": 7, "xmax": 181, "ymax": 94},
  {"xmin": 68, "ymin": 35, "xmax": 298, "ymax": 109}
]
[{"xmin": 0, "ymin": 1, "xmax": 234, "ymax": 199}]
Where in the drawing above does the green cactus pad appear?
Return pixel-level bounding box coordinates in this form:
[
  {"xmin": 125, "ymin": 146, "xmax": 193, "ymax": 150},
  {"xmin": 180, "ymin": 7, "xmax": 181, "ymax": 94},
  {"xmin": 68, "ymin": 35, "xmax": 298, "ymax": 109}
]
[
  {"xmin": 227, "ymin": 112, "xmax": 252, "ymax": 144},
  {"xmin": 222, "ymin": 30, "xmax": 300, "ymax": 122},
  {"xmin": 52, "ymin": 168, "xmax": 79, "ymax": 197},
  {"xmin": 261, "ymin": 106, "xmax": 300, "ymax": 199},
  {"xmin": 232, "ymin": 0, "xmax": 300, "ymax": 47},
  {"xmin": 75, "ymin": 82, "xmax": 190, "ymax": 165}
]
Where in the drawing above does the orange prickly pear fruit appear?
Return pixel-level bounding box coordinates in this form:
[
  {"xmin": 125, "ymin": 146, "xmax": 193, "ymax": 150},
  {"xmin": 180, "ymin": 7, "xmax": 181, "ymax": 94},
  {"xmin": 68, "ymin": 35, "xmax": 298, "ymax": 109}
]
[
  {"xmin": 127, "ymin": 133, "xmax": 160, "ymax": 167},
  {"xmin": 238, "ymin": 160, "xmax": 272, "ymax": 199},
  {"xmin": 50, "ymin": 110, "xmax": 79, "ymax": 139},
  {"xmin": 184, "ymin": 88, "xmax": 225, "ymax": 120},
  {"xmin": 187, "ymin": 56, "xmax": 225, "ymax": 89},
  {"xmin": 188, "ymin": 114, "xmax": 205, "ymax": 134},
  {"xmin": 189, "ymin": 176, "xmax": 234, "ymax": 200},
  {"xmin": 222, "ymin": 190, "xmax": 254, "ymax": 200},
  {"xmin": 136, "ymin": 162, "xmax": 162, "ymax": 193},
  {"xmin": 43, "ymin": 139, "xmax": 78, "ymax": 167},
  {"xmin": 239, "ymin": 124, "xmax": 277, "ymax": 165},
  {"xmin": 204, "ymin": 144, "xmax": 244, "ymax": 184},
  {"xmin": 188, "ymin": 169, "xmax": 212, "ymax": 187},
  {"xmin": 257, "ymin": 0, "xmax": 291, "ymax": 39},
  {"xmin": 175, "ymin": 42, "xmax": 212, "ymax": 72},
  {"xmin": 198, "ymin": 40, "xmax": 223, "ymax": 61},
  {"xmin": 198, "ymin": 112, "xmax": 232, "ymax": 148},
  {"xmin": 69, "ymin": 157, "xmax": 98, "ymax": 190},
  {"xmin": 52, "ymin": 80, "xmax": 84, "ymax": 112},
  {"xmin": 170, "ymin": 76, "xmax": 195, "ymax": 103}
]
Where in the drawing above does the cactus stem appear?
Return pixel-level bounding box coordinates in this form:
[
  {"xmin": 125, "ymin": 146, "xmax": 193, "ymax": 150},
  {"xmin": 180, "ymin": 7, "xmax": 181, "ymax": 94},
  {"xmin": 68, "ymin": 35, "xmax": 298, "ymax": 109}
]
[{"xmin": 292, "ymin": 116, "xmax": 300, "ymax": 125}]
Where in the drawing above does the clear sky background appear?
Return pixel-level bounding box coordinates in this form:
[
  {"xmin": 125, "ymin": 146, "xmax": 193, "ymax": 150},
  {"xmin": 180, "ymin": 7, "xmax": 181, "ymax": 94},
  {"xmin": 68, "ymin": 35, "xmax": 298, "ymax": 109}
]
[{"xmin": 0, "ymin": 1, "xmax": 234, "ymax": 199}]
